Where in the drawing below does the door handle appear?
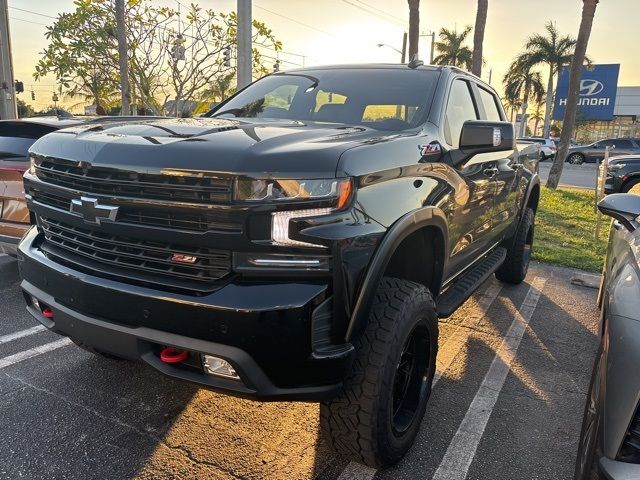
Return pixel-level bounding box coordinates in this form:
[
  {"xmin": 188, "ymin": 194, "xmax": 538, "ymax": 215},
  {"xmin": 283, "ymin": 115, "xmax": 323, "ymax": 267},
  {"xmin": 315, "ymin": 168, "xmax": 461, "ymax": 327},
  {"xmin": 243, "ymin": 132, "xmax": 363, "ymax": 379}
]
[{"xmin": 483, "ymin": 167, "xmax": 499, "ymax": 177}]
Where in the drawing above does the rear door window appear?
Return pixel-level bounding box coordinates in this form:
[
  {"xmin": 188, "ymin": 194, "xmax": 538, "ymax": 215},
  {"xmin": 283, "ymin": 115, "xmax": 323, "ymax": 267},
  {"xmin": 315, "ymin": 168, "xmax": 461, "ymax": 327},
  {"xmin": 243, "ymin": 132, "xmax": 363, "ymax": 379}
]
[{"xmin": 477, "ymin": 87, "xmax": 502, "ymax": 122}]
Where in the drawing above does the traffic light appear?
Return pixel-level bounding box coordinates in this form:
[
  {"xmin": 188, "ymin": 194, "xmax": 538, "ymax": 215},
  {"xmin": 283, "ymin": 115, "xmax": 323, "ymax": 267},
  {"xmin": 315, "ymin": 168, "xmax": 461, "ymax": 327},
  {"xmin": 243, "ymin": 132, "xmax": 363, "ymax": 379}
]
[
  {"xmin": 14, "ymin": 80, "xmax": 23, "ymax": 93},
  {"xmin": 52, "ymin": 93, "xmax": 59, "ymax": 102},
  {"xmin": 223, "ymin": 46, "xmax": 231, "ymax": 67},
  {"xmin": 31, "ymin": 91, "xmax": 35, "ymax": 101},
  {"xmin": 273, "ymin": 60, "xmax": 280, "ymax": 72}
]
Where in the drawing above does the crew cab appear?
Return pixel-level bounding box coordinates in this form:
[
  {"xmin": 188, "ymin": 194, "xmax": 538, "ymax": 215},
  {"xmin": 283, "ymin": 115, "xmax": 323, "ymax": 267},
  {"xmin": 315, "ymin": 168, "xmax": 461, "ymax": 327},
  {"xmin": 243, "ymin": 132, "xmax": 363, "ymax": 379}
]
[{"xmin": 17, "ymin": 64, "xmax": 540, "ymax": 467}]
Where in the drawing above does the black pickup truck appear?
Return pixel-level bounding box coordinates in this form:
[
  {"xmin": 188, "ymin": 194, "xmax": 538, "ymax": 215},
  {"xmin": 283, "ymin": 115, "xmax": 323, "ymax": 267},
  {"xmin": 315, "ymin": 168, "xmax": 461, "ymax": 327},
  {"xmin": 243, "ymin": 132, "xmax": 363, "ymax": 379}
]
[{"xmin": 17, "ymin": 64, "xmax": 540, "ymax": 467}]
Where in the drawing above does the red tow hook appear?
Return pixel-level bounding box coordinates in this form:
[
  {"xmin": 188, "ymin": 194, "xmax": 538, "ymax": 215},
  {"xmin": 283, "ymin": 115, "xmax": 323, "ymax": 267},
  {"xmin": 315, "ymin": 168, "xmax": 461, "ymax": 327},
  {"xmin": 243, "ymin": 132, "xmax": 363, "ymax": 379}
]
[
  {"xmin": 160, "ymin": 346, "xmax": 189, "ymax": 364},
  {"xmin": 42, "ymin": 307, "xmax": 54, "ymax": 320}
]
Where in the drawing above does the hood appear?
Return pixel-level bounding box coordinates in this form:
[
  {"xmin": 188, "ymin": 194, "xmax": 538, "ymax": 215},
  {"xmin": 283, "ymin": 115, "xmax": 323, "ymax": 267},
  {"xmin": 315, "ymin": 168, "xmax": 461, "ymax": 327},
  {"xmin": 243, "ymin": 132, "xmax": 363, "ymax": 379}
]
[{"xmin": 29, "ymin": 117, "xmax": 394, "ymax": 178}]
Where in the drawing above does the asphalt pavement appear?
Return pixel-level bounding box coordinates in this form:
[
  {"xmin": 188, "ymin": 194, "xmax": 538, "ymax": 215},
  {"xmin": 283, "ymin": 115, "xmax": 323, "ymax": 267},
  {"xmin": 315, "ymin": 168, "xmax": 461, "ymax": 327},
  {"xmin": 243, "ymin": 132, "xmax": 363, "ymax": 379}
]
[
  {"xmin": 537, "ymin": 161, "xmax": 597, "ymax": 189},
  {"xmin": 0, "ymin": 254, "xmax": 600, "ymax": 480}
]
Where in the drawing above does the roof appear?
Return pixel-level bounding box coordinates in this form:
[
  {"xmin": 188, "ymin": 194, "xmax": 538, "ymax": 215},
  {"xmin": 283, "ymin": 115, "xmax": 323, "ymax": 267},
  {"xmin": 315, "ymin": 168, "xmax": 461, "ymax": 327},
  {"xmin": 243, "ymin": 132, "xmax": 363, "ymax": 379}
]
[
  {"xmin": 282, "ymin": 63, "xmax": 445, "ymax": 73},
  {"xmin": 1, "ymin": 116, "xmax": 91, "ymax": 128}
]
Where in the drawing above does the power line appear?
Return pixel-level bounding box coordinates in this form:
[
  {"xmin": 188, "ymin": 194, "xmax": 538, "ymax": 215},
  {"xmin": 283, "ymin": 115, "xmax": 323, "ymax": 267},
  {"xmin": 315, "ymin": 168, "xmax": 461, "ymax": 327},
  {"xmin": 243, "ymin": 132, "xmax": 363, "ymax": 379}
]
[
  {"xmin": 349, "ymin": 0, "xmax": 406, "ymax": 24},
  {"xmin": 340, "ymin": 0, "xmax": 405, "ymax": 27},
  {"xmin": 253, "ymin": 3, "xmax": 335, "ymax": 38},
  {"xmin": 9, "ymin": 16, "xmax": 48, "ymax": 27},
  {"xmin": 8, "ymin": 6, "xmax": 56, "ymax": 19}
]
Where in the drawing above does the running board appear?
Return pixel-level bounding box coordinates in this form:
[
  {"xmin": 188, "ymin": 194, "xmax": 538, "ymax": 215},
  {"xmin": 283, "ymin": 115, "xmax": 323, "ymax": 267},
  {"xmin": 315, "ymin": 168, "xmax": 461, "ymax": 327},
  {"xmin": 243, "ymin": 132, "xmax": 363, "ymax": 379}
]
[{"xmin": 436, "ymin": 247, "xmax": 507, "ymax": 318}]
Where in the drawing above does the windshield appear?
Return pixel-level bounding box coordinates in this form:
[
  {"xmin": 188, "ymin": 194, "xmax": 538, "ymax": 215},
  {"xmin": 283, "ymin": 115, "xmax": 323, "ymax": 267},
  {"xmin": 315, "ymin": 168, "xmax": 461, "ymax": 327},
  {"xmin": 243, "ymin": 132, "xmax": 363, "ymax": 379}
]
[{"xmin": 208, "ymin": 68, "xmax": 439, "ymax": 131}]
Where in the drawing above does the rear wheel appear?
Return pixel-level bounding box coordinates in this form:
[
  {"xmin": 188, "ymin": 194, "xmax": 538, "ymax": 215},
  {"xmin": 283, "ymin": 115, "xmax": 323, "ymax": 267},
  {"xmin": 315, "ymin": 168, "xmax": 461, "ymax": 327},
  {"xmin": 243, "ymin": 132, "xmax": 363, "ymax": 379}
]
[
  {"xmin": 568, "ymin": 153, "xmax": 585, "ymax": 165},
  {"xmin": 496, "ymin": 208, "xmax": 535, "ymax": 284},
  {"xmin": 320, "ymin": 277, "xmax": 438, "ymax": 467}
]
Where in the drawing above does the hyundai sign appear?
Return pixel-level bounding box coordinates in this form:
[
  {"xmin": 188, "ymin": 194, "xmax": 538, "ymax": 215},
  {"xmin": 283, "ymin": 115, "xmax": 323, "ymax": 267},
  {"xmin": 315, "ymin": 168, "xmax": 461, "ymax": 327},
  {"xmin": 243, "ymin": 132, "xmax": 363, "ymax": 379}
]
[{"xmin": 553, "ymin": 64, "xmax": 620, "ymax": 121}]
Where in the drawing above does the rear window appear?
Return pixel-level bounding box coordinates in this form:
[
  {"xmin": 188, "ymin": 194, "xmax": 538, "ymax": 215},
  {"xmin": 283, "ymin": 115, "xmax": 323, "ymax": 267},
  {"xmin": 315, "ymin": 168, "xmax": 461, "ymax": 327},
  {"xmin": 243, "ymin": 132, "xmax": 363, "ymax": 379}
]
[
  {"xmin": 0, "ymin": 122, "xmax": 56, "ymax": 160},
  {"xmin": 210, "ymin": 68, "xmax": 440, "ymax": 131}
]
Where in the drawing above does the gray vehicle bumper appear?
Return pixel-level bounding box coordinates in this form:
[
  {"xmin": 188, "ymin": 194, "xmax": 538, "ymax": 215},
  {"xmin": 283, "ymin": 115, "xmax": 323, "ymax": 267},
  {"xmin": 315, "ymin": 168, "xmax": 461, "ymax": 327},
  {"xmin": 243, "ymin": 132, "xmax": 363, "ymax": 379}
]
[{"xmin": 600, "ymin": 457, "xmax": 640, "ymax": 479}]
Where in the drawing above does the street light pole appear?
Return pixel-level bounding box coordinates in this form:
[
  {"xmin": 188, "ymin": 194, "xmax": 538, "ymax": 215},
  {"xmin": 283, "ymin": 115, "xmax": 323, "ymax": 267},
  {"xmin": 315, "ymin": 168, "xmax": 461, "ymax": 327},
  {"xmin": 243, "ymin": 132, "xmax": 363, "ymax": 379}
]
[{"xmin": 236, "ymin": 0, "xmax": 252, "ymax": 90}]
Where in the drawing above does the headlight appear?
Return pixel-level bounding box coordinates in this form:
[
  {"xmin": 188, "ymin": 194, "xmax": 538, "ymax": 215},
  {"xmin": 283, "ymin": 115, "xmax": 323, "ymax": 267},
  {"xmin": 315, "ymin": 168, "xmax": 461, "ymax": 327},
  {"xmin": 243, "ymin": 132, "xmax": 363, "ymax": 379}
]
[
  {"xmin": 29, "ymin": 156, "xmax": 36, "ymax": 175},
  {"xmin": 236, "ymin": 178, "xmax": 352, "ymax": 207}
]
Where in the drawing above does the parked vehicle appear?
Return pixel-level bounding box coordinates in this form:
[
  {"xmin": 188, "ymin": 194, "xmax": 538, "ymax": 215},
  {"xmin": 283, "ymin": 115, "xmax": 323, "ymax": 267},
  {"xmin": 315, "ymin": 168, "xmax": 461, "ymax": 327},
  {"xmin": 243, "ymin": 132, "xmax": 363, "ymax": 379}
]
[
  {"xmin": 575, "ymin": 191, "xmax": 640, "ymax": 479},
  {"xmin": 0, "ymin": 117, "xmax": 86, "ymax": 255},
  {"xmin": 18, "ymin": 64, "xmax": 541, "ymax": 467},
  {"xmin": 566, "ymin": 138, "xmax": 640, "ymax": 165},
  {"xmin": 604, "ymin": 155, "xmax": 640, "ymax": 193},
  {"xmin": 518, "ymin": 137, "xmax": 557, "ymax": 160}
]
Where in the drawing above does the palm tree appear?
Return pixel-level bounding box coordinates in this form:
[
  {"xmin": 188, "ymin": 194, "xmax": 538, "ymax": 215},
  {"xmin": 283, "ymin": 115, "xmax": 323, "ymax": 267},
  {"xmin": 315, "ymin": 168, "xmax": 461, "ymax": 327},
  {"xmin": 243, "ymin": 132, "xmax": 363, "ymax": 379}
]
[
  {"xmin": 530, "ymin": 105, "xmax": 544, "ymax": 136},
  {"xmin": 472, "ymin": 0, "xmax": 488, "ymax": 77},
  {"xmin": 517, "ymin": 22, "xmax": 577, "ymax": 137},
  {"xmin": 547, "ymin": 0, "xmax": 600, "ymax": 190},
  {"xmin": 503, "ymin": 60, "xmax": 545, "ymax": 136},
  {"xmin": 407, "ymin": 0, "xmax": 420, "ymax": 62},
  {"xmin": 433, "ymin": 26, "xmax": 473, "ymax": 70}
]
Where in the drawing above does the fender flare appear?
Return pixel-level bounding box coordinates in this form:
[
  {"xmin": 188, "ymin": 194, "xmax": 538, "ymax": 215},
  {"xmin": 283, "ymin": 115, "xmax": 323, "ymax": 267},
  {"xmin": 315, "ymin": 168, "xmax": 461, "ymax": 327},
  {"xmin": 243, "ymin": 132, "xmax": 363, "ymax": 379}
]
[
  {"xmin": 522, "ymin": 173, "xmax": 541, "ymax": 214},
  {"xmin": 345, "ymin": 206, "xmax": 448, "ymax": 341}
]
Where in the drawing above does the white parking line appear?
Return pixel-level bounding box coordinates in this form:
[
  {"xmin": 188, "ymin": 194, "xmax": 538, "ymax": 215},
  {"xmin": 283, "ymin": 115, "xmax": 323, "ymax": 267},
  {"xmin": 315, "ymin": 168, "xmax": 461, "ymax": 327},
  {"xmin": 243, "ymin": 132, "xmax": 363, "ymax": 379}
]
[
  {"xmin": 432, "ymin": 277, "xmax": 546, "ymax": 480},
  {"xmin": 336, "ymin": 280, "xmax": 504, "ymax": 480},
  {"xmin": 0, "ymin": 325, "xmax": 47, "ymax": 345},
  {"xmin": 0, "ymin": 338, "xmax": 72, "ymax": 369}
]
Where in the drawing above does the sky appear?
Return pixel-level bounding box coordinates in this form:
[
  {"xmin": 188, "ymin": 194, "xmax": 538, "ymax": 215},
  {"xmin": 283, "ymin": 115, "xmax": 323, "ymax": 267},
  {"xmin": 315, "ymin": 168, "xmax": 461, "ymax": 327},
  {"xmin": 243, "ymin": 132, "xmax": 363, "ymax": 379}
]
[{"xmin": 7, "ymin": 0, "xmax": 640, "ymax": 111}]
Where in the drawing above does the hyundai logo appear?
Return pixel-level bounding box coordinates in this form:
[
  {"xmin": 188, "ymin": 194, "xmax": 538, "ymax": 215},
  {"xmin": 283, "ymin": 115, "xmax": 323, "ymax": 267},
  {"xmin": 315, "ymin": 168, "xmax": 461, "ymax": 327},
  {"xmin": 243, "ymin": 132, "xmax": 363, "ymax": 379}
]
[
  {"xmin": 70, "ymin": 196, "xmax": 119, "ymax": 225},
  {"xmin": 579, "ymin": 79, "xmax": 604, "ymax": 96}
]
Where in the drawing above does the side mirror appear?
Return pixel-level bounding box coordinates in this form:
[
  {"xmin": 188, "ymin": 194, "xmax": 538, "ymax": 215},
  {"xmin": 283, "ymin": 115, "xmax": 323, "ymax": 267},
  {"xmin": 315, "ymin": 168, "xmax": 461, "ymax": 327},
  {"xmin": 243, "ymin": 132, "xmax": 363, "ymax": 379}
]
[
  {"xmin": 458, "ymin": 121, "xmax": 515, "ymax": 157},
  {"xmin": 598, "ymin": 193, "xmax": 640, "ymax": 232}
]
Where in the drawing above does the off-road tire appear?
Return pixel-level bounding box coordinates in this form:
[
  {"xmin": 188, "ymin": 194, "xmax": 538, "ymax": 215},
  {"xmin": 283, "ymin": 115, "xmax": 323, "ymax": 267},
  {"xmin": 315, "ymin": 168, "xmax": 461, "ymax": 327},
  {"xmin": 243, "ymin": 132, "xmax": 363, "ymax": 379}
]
[
  {"xmin": 71, "ymin": 338, "xmax": 127, "ymax": 360},
  {"xmin": 496, "ymin": 208, "xmax": 535, "ymax": 284},
  {"xmin": 320, "ymin": 277, "xmax": 438, "ymax": 467}
]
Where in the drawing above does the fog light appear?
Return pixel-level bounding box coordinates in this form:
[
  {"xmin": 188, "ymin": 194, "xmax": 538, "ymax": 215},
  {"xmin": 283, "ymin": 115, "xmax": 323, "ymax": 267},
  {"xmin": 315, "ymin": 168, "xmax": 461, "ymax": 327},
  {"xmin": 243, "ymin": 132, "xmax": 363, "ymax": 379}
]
[{"xmin": 202, "ymin": 355, "xmax": 240, "ymax": 380}]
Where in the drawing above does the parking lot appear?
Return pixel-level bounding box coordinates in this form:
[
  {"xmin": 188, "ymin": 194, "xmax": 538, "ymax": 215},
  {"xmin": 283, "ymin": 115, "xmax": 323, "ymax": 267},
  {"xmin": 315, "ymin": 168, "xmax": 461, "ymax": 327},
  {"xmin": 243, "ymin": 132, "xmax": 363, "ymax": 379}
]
[
  {"xmin": 0, "ymin": 254, "xmax": 600, "ymax": 480},
  {"xmin": 537, "ymin": 161, "xmax": 597, "ymax": 189}
]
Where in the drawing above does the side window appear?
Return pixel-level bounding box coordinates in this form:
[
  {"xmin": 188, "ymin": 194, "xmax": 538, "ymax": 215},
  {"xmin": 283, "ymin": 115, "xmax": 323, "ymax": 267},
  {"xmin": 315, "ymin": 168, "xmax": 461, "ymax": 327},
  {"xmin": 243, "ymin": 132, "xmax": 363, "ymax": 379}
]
[
  {"xmin": 477, "ymin": 87, "xmax": 502, "ymax": 122},
  {"xmin": 599, "ymin": 139, "xmax": 614, "ymax": 148},
  {"xmin": 614, "ymin": 139, "xmax": 633, "ymax": 149},
  {"xmin": 444, "ymin": 79, "xmax": 478, "ymax": 148},
  {"xmin": 314, "ymin": 90, "xmax": 347, "ymax": 112},
  {"xmin": 258, "ymin": 84, "xmax": 299, "ymax": 117}
]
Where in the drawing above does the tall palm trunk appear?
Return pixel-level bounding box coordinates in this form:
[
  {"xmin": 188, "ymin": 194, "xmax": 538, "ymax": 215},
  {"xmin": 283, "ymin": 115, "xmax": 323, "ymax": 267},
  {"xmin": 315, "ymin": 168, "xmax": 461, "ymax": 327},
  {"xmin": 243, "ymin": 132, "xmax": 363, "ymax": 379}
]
[
  {"xmin": 472, "ymin": 0, "xmax": 488, "ymax": 76},
  {"xmin": 547, "ymin": 0, "xmax": 599, "ymax": 189},
  {"xmin": 534, "ymin": 117, "xmax": 541, "ymax": 135},
  {"xmin": 408, "ymin": 0, "xmax": 420, "ymax": 61},
  {"xmin": 542, "ymin": 63, "xmax": 554, "ymax": 137}
]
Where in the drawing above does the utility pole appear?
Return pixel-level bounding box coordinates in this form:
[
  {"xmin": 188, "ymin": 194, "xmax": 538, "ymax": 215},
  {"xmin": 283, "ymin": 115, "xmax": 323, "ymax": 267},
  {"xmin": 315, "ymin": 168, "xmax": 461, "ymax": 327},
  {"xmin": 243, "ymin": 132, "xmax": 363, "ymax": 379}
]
[
  {"xmin": 115, "ymin": 0, "xmax": 130, "ymax": 116},
  {"xmin": 0, "ymin": 0, "xmax": 16, "ymax": 119},
  {"xmin": 400, "ymin": 32, "xmax": 407, "ymax": 63},
  {"xmin": 237, "ymin": 0, "xmax": 252, "ymax": 89}
]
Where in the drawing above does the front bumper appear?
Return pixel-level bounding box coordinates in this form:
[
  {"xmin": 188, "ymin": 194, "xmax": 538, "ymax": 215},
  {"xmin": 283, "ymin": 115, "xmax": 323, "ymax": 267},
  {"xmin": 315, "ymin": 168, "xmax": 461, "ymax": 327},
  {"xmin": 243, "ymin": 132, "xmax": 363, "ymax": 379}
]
[
  {"xmin": 18, "ymin": 229, "xmax": 353, "ymax": 401},
  {"xmin": 599, "ymin": 457, "xmax": 640, "ymax": 480}
]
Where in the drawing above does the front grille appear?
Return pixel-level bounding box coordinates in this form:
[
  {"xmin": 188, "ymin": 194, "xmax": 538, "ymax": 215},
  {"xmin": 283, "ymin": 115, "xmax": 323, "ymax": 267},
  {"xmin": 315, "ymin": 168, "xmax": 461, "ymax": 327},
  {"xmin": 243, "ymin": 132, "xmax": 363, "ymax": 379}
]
[
  {"xmin": 39, "ymin": 217, "xmax": 231, "ymax": 292},
  {"xmin": 28, "ymin": 188, "xmax": 242, "ymax": 233},
  {"xmin": 619, "ymin": 403, "xmax": 640, "ymax": 463},
  {"xmin": 34, "ymin": 157, "xmax": 233, "ymax": 204}
]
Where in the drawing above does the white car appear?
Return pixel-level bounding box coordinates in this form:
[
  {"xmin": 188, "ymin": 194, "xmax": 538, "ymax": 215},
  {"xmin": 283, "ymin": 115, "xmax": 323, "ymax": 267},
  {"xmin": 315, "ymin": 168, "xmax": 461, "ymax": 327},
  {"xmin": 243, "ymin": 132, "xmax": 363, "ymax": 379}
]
[{"xmin": 517, "ymin": 137, "xmax": 557, "ymax": 161}]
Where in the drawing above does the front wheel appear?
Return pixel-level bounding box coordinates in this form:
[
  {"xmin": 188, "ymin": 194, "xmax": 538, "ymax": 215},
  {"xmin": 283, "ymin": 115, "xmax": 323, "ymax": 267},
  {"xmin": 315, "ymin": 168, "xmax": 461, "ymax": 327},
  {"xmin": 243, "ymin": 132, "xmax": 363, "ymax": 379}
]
[
  {"xmin": 574, "ymin": 339, "xmax": 605, "ymax": 480},
  {"xmin": 320, "ymin": 277, "xmax": 438, "ymax": 467},
  {"xmin": 568, "ymin": 153, "xmax": 585, "ymax": 165},
  {"xmin": 496, "ymin": 208, "xmax": 535, "ymax": 284}
]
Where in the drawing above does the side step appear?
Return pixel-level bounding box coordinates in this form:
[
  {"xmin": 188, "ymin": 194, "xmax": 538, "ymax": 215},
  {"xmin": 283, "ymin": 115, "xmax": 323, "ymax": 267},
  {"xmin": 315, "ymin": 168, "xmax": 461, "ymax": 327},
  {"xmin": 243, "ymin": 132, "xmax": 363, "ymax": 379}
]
[{"xmin": 436, "ymin": 247, "xmax": 507, "ymax": 318}]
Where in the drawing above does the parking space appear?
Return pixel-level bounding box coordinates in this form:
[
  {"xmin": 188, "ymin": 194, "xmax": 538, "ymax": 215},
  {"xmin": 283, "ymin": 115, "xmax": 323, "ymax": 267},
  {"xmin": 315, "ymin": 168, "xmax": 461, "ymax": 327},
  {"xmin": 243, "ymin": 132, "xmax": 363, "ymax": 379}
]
[
  {"xmin": 0, "ymin": 255, "xmax": 599, "ymax": 480},
  {"xmin": 537, "ymin": 161, "xmax": 597, "ymax": 189}
]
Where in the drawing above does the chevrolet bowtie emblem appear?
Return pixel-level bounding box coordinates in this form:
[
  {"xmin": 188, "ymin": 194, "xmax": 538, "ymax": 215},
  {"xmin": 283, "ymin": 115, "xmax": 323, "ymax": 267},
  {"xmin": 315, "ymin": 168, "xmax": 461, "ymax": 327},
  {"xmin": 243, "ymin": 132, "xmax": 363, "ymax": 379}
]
[{"xmin": 70, "ymin": 196, "xmax": 119, "ymax": 225}]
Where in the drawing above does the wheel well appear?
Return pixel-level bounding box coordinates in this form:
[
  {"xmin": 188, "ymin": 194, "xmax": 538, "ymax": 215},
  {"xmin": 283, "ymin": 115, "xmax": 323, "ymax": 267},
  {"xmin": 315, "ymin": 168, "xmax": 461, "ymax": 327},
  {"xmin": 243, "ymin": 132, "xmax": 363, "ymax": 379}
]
[
  {"xmin": 621, "ymin": 176, "xmax": 640, "ymax": 192},
  {"xmin": 526, "ymin": 183, "xmax": 540, "ymax": 213},
  {"xmin": 382, "ymin": 227, "xmax": 445, "ymax": 297}
]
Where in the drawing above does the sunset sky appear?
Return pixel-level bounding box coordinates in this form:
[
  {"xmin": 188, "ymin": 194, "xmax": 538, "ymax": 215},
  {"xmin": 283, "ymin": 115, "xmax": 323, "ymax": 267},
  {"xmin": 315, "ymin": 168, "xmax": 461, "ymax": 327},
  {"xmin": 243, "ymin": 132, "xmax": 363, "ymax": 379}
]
[{"xmin": 7, "ymin": 0, "xmax": 639, "ymax": 111}]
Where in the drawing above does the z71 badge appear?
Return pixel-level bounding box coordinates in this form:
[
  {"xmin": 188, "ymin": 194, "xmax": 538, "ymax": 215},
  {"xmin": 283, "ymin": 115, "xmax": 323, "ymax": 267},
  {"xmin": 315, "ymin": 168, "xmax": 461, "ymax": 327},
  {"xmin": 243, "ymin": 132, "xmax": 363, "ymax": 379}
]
[{"xmin": 418, "ymin": 142, "xmax": 442, "ymax": 158}]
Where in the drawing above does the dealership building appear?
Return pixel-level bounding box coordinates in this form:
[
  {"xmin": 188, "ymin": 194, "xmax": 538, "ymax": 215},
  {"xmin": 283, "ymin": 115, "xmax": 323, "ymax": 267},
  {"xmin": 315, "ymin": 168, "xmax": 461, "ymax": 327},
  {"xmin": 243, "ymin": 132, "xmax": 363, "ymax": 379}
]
[{"xmin": 553, "ymin": 64, "xmax": 640, "ymax": 143}]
